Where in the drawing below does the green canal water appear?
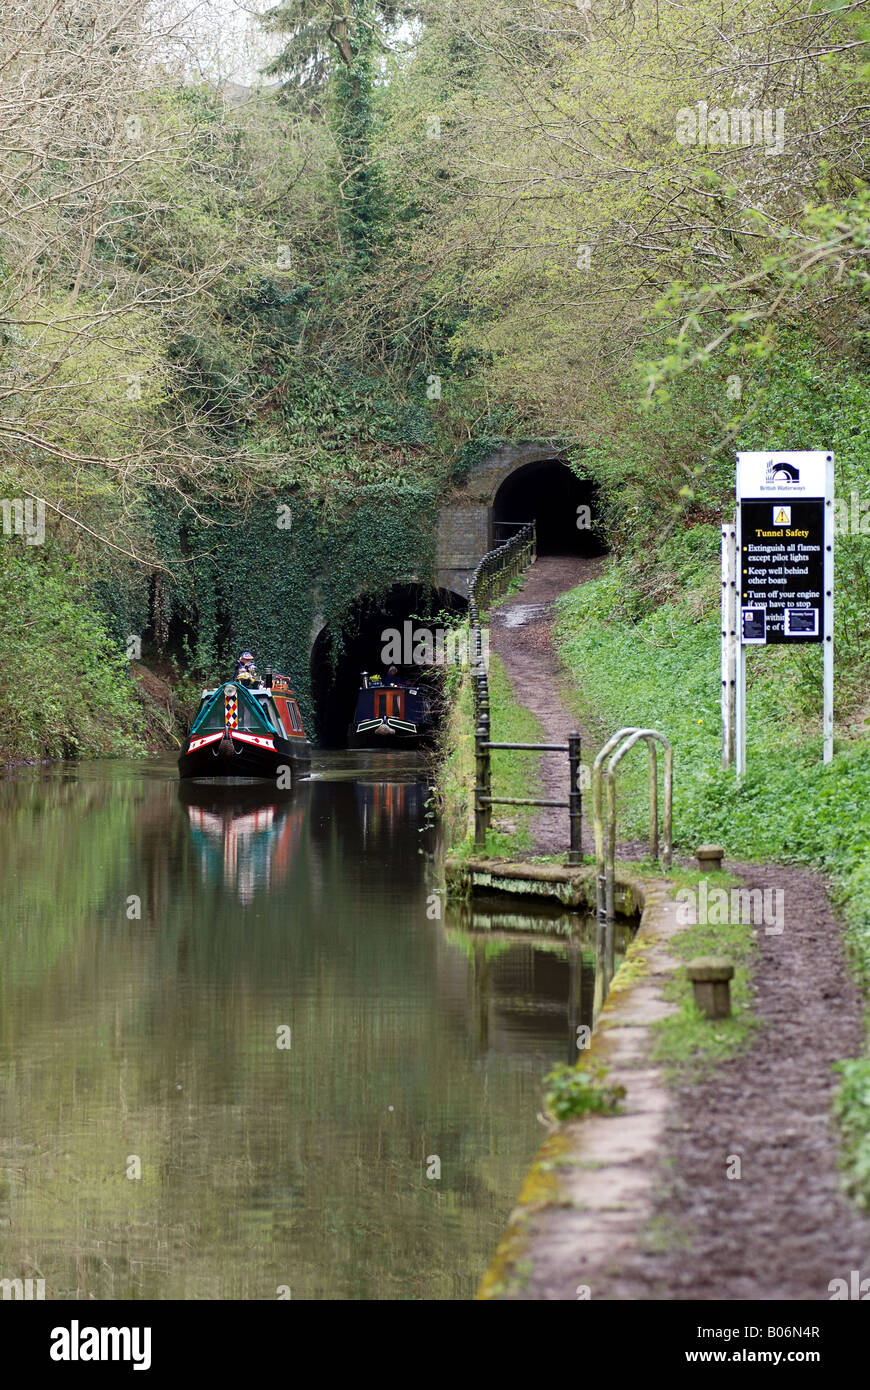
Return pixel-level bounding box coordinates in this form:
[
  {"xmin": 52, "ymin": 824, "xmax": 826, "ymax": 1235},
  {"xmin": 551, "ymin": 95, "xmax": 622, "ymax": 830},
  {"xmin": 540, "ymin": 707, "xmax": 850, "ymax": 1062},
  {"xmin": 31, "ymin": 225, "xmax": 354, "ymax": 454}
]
[{"xmin": 0, "ymin": 755, "xmax": 627, "ymax": 1300}]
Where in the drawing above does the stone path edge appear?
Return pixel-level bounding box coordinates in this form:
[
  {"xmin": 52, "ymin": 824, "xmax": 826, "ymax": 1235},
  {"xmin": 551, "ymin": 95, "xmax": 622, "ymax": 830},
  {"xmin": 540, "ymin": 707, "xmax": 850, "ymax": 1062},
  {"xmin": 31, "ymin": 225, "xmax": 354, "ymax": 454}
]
[
  {"xmin": 470, "ymin": 870, "xmax": 684, "ymax": 1301},
  {"xmin": 443, "ymin": 856, "xmax": 640, "ymax": 915}
]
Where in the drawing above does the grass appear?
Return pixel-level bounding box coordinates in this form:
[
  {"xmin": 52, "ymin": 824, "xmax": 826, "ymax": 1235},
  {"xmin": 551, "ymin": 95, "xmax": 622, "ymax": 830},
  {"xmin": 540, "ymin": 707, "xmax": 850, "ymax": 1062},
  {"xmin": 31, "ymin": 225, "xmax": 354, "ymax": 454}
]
[
  {"xmin": 601, "ymin": 862, "xmax": 757, "ymax": 1070},
  {"xmin": 0, "ymin": 549, "xmax": 145, "ymax": 764},
  {"xmin": 485, "ymin": 657, "xmax": 546, "ymax": 856},
  {"xmin": 437, "ymin": 664, "xmax": 476, "ymax": 852},
  {"xmin": 438, "ymin": 649, "xmax": 545, "ymax": 860},
  {"xmin": 653, "ymin": 902, "xmax": 758, "ymax": 1073}
]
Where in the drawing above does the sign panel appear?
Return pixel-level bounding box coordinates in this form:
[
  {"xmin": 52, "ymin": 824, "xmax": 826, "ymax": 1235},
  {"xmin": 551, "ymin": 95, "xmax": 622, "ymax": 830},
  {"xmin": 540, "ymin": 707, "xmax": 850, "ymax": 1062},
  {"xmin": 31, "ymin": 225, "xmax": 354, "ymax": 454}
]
[
  {"xmin": 739, "ymin": 497, "xmax": 824, "ymax": 644},
  {"xmin": 728, "ymin": 450, "xmax": 834, "ymax": 772},
  {"xmin": 736, "ymin": 452, "xmax": 831, "ymax": 647},
  {"xmin": 736, "ymin": 451, "xmax": 828, "ymax": 501},
  {"xmin": 741, "ymin": 606, "xmax": 766, "ymax": 644}
]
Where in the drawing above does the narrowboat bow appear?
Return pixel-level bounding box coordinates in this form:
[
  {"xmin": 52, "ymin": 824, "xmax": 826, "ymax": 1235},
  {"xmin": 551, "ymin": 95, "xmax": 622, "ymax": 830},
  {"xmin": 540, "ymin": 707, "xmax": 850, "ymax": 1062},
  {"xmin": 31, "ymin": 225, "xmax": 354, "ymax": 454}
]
[{"xmin": 179, "ymin": 672, "xmax": 312, "ymax": 784}]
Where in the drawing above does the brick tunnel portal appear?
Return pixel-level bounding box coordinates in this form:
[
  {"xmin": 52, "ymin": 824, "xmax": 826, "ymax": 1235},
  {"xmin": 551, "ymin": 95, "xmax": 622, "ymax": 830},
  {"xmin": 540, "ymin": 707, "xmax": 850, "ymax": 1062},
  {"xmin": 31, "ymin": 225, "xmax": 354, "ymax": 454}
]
[{"xmin": 491, "ymin": 459, "xmax": 606, "ymax": 555}]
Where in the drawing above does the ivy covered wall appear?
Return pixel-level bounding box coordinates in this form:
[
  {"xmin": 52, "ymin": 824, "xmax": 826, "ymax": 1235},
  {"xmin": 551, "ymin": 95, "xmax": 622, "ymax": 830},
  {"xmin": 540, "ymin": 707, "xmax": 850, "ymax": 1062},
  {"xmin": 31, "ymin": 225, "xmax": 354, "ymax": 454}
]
[{"xmin": 112, "ymin": 481, "xmax": 440, "ymax": 734}]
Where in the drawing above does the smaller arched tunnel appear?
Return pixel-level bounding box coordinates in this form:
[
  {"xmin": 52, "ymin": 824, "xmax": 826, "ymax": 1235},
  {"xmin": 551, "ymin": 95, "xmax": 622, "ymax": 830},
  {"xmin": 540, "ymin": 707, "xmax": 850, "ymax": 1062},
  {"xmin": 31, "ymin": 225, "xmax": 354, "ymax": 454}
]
[
  {"xmin": 310, "ymin": 584, "xmax": 467, "ymax": 747},
  {"xmin": 492, "ymin": 459, "xmax": 606, "ymax": 555}
]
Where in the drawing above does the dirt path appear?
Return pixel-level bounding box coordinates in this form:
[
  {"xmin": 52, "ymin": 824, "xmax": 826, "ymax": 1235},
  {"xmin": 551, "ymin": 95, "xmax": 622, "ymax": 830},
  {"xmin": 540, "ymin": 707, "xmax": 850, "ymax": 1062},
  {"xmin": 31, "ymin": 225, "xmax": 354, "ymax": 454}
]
[
  {"xmin": 595, "ymin": 862, "xmax": 870, "ymax": 1300},
  {"xmin": 490, "ymin": 554, "xmax": 604, "ymax": 854}
]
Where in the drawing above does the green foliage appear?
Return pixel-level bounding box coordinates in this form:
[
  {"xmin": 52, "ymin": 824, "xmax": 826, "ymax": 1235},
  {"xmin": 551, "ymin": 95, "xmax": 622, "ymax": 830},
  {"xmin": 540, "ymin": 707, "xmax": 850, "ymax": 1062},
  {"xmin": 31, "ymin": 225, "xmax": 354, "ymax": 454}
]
[
  {"xmin": 483, "ymin": 657, "xmax": 546, "ymax": 857},
  {"xmin": 0, "ymin": 548, "xmax": 143, "ymax": 763},
  {"xmin": 556, "ymin": 567, "xmax": 870, "ymax": 874},
  {"xmin": 440, "ymin": 651, "xmax": 545, "ymax": 860},
  {"xmin": 436, "ymin": 662, "xmax": 476, "ymax": 850},
  {"xmin": 645, "ymin": 190, "xmax": 870, "ymax": 398},
  {"xmin": 543, "ymin": 1062, "xmax": 625, "ymax": 1122},
  {"xmin": 277, "ymin": 371, "xmax": 436, "ymax": 463},
  {"xmin": 437, "ymin": 642, "xmax": 546, "ymax": 859},
  {"xmin": 262, "ymin": 0, "xmax": 419, "ymax": 108},
  {"xmin": 833, "ymin": 1057, "xmax": 870, "ymax": 1208},
  {"xmin": 5, "ymin": 2, "xmax": 870, "ymax": 788},
  {"xmin": 329, "ymin": 6, "xmax": 390, "ymax": 269},
  {"xmin": 575, "ymin": 334, "xmax": 870, "ymax": 687},
  {"xmin": 450, "ymin": 412, "xmax": 528, "ymax": 485}
]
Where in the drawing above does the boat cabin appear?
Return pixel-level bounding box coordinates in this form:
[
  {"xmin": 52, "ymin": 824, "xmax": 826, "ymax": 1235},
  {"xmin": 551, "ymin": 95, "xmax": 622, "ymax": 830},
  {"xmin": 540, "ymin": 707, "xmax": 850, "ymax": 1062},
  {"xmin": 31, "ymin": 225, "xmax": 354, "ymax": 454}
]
[
  {"xmin": 191, "ymin": 673, "xmax": 307, "ymax": 742},
  {"xmin": 267, "ymin": 673, "xmax": 307, "ymax": 739}
]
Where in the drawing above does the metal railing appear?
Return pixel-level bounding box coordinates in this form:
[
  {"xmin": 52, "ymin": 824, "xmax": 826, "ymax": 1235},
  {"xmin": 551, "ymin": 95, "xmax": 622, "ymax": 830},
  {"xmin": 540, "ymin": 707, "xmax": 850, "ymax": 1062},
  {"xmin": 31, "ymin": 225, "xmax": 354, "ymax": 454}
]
[
  {"xmin": 468, "ymin": 519, "xmax": 536, "ymax": 731},
  {"xmin": 474, "ymin": 728, "xmax": 583, "ymax": 863},
  {"xmin": 492, "ymin": 520, "xmax": 530, "ymax": 542},
  {"xmin": 592, "ymin": 728, "xmax": 673, "ymax": 930},
  {"xmin": 469, "ymin": 520, "xmax": 537, "ymax": 623},
  {"xmin": 590, "ymin": 728, "xmax": 672, "ymax": 1014},
  {"xmin": 468, "ymin": 520, "xmax": 583, "ymax": 864}
]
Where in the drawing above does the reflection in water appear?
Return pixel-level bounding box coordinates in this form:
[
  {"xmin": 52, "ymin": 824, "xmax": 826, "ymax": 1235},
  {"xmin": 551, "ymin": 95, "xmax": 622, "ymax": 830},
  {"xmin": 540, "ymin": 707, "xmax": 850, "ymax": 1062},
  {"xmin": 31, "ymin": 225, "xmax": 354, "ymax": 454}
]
[
  {"xmin": 180, "ymin": 782, "xmax": 308, "ymax": 906},
  {"xmin": 355, "ymin": 780, "xmax": 420, "ymax": 844},
  {"xmin": 0, "ymin": 754, "xmax": 631, "ymax": 1301},
  {"xmin": 447, "ymin": 902, "xmax": 633, "ymax": 1065}
]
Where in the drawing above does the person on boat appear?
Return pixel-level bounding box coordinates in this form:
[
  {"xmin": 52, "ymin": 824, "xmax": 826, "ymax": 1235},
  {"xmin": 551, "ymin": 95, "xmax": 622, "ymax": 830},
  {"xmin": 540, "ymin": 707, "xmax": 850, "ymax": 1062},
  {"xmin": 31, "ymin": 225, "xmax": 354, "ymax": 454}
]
[{"xmin": 233, "ymin": 651, "xmax": 260, "ymax": 685}]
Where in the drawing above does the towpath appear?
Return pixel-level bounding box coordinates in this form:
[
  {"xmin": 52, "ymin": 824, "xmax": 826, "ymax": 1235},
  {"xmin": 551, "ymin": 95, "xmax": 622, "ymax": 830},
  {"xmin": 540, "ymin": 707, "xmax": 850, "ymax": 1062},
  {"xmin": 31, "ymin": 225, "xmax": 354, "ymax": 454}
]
[{"xmin": 489, "ymin": 553, "xmax": 604, "ymax": 854}]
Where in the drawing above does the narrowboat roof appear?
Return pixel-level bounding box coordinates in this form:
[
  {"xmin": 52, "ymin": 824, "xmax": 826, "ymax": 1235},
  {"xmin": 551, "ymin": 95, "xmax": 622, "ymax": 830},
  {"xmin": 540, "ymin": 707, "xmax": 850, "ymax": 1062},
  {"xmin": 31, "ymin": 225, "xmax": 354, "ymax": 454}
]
[{"xmin": 192, "ymin": 681, "xmax": 280, "ymax": 737}]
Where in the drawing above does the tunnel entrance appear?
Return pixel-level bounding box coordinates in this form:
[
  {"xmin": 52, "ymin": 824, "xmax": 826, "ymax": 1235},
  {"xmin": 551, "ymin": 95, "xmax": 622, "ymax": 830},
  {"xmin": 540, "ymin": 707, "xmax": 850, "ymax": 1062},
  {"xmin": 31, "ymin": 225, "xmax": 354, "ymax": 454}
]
[
  {"xmin": 492, "ymin": 459, "xmax": 606, "ymax": 555},
  {"xmin": 310, "ymin": 583, "xmax": 467, "ymax": 747}
]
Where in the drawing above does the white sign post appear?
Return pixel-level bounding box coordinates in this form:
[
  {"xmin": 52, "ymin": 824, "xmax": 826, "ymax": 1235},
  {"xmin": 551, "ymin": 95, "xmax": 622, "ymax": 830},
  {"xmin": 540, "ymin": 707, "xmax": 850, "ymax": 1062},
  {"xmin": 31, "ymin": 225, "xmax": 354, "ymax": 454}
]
[{"xmin": 726, "ymin": 451, "xmax": 834, "ymax": 775}]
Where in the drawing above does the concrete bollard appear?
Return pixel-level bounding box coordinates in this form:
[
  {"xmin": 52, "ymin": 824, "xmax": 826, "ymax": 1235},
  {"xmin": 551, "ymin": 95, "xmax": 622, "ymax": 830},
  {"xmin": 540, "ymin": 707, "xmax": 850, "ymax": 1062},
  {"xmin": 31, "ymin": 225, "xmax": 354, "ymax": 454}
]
[
  {"xmin": 696, "ymin": 844, "xmax": 724, "ymax": 871},
  {"xmin": 687, "ymin": 956, "xmax": 734, "ymax": 1020}
]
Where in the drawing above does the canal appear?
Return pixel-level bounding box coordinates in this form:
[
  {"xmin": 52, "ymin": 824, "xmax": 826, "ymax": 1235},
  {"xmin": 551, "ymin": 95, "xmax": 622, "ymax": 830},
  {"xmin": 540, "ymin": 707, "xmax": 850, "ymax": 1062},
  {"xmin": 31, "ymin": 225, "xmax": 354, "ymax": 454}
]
[{"xmin": 0, "ymin": 755, "xmax": 627, "ymax": 1300}]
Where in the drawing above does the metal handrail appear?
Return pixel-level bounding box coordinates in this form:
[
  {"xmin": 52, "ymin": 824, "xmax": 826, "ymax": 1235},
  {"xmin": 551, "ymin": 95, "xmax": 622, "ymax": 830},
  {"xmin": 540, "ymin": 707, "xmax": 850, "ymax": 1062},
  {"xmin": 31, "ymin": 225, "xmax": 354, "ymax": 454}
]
[
  {"xmin": 593, "ymin": 727, "xmax": 673, "ymax": 930},
  {"xmin": 468, "ymin": 522, "xmax": 535, "ymax": 849},
  {"xmin": 476, "ymin": 730, "xmax": 583, "ymax": 860}
]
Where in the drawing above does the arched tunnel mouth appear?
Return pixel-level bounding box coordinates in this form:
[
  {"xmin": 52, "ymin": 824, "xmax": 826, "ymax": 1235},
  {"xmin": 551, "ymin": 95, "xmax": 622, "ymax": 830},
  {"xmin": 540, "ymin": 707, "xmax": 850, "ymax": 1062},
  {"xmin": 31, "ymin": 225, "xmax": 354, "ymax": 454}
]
[
  {"xmin": 310, "ymin": 584, "xmax": 468, "ymax": 747},
  {"xmin": 492, "ymin": 459, "xmax": 607, "ymax": 555}
]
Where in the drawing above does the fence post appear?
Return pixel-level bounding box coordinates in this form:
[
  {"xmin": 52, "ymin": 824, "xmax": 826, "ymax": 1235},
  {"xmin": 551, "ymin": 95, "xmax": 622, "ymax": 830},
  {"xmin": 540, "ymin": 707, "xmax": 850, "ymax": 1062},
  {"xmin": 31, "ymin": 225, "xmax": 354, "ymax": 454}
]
[
  {"xmin": 480, "ymin": 710, "xmax": 491, "ymax": 842},
  {"xmin": 567, "ymin": 730, "xmax": 582, "ymax": 865},
  {"xmin": 474, "ymin": 715, "xmax": 491, "ymax": 851}
]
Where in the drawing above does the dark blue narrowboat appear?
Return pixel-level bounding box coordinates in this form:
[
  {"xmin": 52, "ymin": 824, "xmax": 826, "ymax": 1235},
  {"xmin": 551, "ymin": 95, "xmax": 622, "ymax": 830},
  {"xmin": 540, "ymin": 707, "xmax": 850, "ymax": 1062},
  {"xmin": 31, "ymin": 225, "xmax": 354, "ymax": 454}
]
[
  {"xmin": 179, "ymin": 672, "xmax": 312, "ymax": 784},
  {"xmin": 347, "ymin": 670, "xmax": 434, "ymax": 749}
]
